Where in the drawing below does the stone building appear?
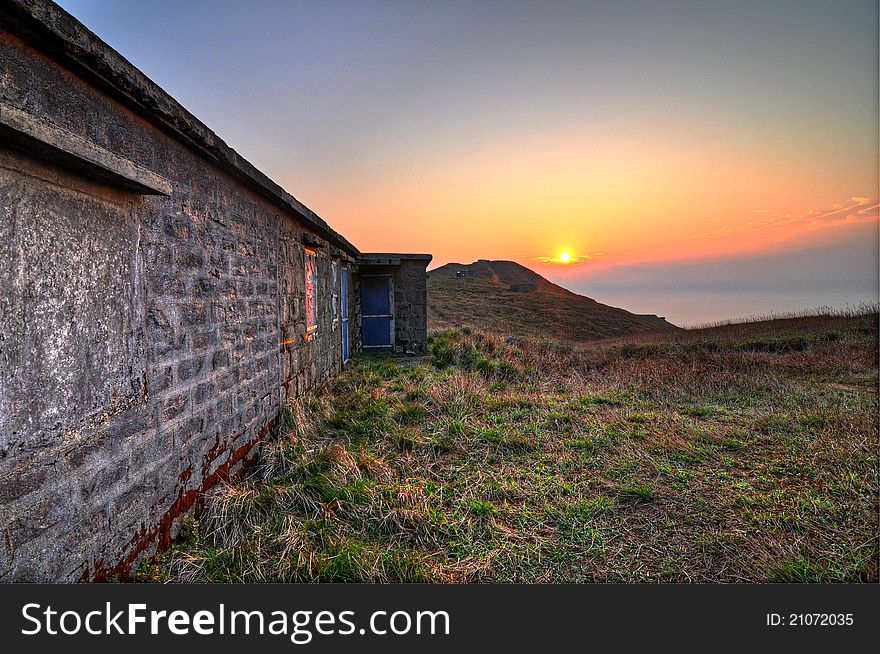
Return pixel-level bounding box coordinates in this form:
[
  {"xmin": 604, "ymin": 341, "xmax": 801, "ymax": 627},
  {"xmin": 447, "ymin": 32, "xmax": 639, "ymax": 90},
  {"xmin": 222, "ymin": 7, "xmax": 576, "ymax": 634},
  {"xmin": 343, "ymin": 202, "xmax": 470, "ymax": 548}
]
[
  {"xmin": 360, "ymin": 254, "xmax": 432, "ymax": 355},
  {"xmin": 0, "ymin": 0, "xmax": 430, "ymax": 581}
]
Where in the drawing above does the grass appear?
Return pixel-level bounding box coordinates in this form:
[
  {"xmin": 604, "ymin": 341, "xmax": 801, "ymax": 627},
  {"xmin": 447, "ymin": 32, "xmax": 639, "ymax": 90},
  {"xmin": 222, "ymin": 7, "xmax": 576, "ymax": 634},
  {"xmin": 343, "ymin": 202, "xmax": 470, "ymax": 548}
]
[{"xmin": 138, "ymin": 311, "xmax": 879, "ymax": 583}]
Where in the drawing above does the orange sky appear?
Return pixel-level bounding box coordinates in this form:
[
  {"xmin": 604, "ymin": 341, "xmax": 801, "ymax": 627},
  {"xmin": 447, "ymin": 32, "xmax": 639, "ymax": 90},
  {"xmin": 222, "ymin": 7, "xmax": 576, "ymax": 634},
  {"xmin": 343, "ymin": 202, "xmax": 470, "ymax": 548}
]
[
  {"xmin": 304, "ymin": 125, "xmax": 878, "ymax": 274},
  {"xmin": 61, "ymin": 0, "xmax": 879, "ymax": 314}
]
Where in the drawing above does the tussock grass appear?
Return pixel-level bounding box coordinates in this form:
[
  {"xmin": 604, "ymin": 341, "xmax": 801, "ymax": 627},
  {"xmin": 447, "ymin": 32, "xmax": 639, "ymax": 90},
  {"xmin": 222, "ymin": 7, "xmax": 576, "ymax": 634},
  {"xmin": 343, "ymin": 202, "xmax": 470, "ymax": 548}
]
[{"xmin": 139, "ymin": 311, "xmax": 879, "ymax": 583}]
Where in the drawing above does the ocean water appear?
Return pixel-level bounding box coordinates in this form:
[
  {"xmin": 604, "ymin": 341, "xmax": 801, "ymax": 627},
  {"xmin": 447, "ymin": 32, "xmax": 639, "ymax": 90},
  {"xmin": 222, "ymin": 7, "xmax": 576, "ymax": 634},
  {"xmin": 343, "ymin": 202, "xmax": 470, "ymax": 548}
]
[
  {"xmin": 587, "ymin": 289, "xmax": 879, "ymax": 328},
  {"xmin": 556, "ymin": 232, "xmax": 879, "ymax": 328}
]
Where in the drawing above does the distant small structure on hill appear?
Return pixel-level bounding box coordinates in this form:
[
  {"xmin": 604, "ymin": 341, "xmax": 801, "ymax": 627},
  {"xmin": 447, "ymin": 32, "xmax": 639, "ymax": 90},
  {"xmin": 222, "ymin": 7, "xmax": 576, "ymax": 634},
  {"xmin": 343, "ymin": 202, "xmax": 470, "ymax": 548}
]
[
  {"xmin": 455, "ymin": 270, "xmax": 478, "ymax": 278},
  {"xmin": 509, "ymin": 283, "xmax": 536, "ymax": 292}
]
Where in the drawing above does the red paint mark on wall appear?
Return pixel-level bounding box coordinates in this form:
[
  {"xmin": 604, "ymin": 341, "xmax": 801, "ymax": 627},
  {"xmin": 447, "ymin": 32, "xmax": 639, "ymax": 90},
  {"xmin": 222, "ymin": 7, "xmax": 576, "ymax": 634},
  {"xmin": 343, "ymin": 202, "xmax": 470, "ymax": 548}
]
[
  {"xmin": 305, "ymin": 248, "xmax": 317, "ymax": 333},
  {"xmin": 84, "ymin": 418, "xmax": 277, "ymax": 581}
]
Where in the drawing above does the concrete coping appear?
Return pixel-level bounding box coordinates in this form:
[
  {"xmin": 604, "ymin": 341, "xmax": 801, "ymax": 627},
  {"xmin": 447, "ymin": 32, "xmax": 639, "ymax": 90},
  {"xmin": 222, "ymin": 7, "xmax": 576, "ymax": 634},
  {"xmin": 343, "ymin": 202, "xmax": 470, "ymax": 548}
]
[
  {"xmin": 0, "ymin": 0, "xmax": 359, "ymax": 256},
  {"xmin": 0, "ymin": 102, "xmax": 173, "ymax": 195},
  {"xmin": 360, "ymin": 253, "xmax": 433, "ymax": 266}
]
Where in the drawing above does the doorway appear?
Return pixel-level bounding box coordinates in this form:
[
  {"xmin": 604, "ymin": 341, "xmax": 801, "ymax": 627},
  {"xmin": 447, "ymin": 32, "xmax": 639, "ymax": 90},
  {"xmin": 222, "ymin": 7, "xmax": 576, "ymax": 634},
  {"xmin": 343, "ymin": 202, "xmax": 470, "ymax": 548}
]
[{"xmin": 361, "ymin": 274, "xmax": 393, "ymax": 350}]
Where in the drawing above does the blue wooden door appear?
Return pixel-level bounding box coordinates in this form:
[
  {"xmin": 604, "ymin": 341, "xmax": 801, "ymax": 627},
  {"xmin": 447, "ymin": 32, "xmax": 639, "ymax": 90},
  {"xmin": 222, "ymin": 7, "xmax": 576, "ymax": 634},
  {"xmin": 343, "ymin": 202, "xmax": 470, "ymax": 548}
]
[
  {"xmin": 341, "ymin": 268, "xmax": 350, "ymax": 362},
  {"xmin": 361, "ymin": 275, "xmax": 392, "ymax": 350}
]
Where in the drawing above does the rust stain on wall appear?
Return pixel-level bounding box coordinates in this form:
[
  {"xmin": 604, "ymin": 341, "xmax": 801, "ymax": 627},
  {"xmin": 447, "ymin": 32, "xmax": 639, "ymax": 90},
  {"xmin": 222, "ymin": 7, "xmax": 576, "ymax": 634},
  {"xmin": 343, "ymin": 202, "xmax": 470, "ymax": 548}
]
[
  {"xmin": 84, "ymin": 418, "xmax": 277, "ymax": 582},
  {"xmin": 1, "ymin": 0, "xmax": 423, "ymax": 582}
]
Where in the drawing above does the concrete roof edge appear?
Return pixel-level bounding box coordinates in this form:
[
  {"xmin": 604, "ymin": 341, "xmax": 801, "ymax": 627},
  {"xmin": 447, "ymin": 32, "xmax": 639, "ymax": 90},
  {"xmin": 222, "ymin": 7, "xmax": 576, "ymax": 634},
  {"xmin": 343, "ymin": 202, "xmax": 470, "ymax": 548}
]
[
  {"xmin": 0, "ymin": 0, "xmax": 360, "ymax": 257},
  {"xmin": 361, "ymin": 253, "xmax": 433, "ymax": 261}
]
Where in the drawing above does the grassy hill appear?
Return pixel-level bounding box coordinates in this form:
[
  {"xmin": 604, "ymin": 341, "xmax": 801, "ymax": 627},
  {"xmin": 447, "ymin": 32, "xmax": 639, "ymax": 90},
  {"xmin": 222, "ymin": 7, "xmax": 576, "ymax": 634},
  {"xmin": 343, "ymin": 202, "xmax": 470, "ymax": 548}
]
[
  {"xmin": 140, "ymin": 310, "xmax": 879, "ymax": 583},
  {"xmin": 428, "ymin": 259, "xmax": 677, "ymax": 341}
]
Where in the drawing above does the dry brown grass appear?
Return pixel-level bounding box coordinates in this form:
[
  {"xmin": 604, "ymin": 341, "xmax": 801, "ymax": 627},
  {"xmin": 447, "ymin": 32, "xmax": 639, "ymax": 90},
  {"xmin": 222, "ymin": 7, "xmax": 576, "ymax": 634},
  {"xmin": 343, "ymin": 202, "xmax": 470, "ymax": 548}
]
[
  {"xmin": 427, "ymin": 261, "xmax": 677, "ymax": 341},
  {"xmin": 139, "ymin": 311, "xmax": 879, "ymax": 583}
]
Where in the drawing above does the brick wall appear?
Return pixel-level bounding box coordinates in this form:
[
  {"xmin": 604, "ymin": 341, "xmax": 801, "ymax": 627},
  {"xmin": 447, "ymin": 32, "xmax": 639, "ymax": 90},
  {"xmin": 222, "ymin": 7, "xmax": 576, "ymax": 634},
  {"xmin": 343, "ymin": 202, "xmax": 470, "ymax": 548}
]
[
  {"xmin": 0, "ymin": 18, "xmax": 359, "ymax": 581},
  {"xmin": 391, "ymin": 260, "xmax": 430, "ymax": 355}
]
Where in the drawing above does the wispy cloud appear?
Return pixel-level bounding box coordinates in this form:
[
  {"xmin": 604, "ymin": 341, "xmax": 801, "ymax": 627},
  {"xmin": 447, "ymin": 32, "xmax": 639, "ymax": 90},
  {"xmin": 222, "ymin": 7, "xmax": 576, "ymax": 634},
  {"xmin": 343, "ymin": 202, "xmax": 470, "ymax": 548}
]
[
  {"xmin": 694, "ymin": 196, "xmax": 879, "ymax": 241},
  {"xmin": 532, "ymin": 253, "xmax": 600, "ymax": 265},
  {"xmin": 809, "ymin": 196, "xmax": 878, "ymax": 223}
]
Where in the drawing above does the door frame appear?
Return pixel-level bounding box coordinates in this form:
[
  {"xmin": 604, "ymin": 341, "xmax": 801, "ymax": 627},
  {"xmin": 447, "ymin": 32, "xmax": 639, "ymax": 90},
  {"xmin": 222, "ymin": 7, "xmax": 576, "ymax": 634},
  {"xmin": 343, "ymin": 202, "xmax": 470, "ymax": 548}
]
[{"xmin": 341, "ymin": 267, "xmax": 350, "ymax": 363}]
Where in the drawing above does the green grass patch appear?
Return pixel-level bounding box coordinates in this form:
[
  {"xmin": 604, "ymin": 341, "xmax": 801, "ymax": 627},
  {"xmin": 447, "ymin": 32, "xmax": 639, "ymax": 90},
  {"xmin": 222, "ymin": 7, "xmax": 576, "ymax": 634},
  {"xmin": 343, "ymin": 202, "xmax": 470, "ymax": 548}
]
[{"xmin": 140, "ymin": 313, "xmax": 879, "ymax": 583}]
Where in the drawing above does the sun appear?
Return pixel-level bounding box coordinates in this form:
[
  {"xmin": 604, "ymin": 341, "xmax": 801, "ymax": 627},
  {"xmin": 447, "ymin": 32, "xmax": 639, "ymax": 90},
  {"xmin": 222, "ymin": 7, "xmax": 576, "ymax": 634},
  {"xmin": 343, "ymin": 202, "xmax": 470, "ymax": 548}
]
[{"xmin": 534, "ymin": 250, "xmax": 593, "ymax": 265}]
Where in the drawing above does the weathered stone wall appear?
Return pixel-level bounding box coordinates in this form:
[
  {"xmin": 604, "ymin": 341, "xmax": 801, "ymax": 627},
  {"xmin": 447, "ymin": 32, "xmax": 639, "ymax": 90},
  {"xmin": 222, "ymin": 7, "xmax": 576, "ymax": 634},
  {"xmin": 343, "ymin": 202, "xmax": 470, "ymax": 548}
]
[
  {"xmin": 0, "ymin": 16, "xmax": 359, "ymax": 581},
  {"xmin": 390, "ymin": 260, "xmax": 430, "ymax": 355},
  {"xmin": 354, "ymin": 256, "xmax": 430, "ymax": 355}
]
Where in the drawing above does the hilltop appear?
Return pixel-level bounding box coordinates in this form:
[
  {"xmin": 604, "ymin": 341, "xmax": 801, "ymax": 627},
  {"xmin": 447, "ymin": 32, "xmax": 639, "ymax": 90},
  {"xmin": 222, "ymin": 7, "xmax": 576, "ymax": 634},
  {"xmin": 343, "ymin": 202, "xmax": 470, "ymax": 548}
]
[{"xmin": 428, "ymin": 259, "xmax": 676, "ymax": 341}]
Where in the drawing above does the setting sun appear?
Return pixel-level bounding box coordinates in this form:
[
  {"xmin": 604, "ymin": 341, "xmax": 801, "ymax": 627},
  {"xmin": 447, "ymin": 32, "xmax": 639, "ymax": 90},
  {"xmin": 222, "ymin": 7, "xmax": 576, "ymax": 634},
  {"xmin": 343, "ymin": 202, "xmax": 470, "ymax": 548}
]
[{"xmin": 559, "ymin": 251, "xmax": 572, "ymax": 263}]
